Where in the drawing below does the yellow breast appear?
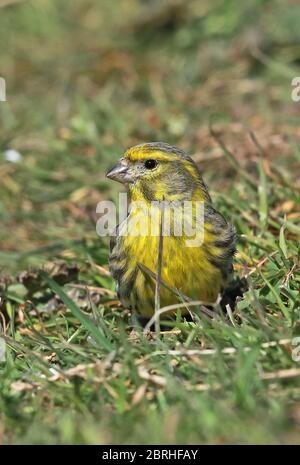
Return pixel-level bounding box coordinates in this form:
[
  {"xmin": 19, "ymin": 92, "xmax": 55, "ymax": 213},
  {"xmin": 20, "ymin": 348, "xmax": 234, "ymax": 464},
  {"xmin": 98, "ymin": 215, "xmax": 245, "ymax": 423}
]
[{"xmin": 120, "ymin": 203, "xmax": 222, "ymax": 317}]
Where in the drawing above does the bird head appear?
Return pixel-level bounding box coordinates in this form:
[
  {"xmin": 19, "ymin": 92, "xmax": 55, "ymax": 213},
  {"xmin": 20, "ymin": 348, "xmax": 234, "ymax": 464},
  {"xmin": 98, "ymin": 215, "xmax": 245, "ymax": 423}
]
[{"xmin": 106, "ymin": 142, "xmax": 210, "ymax": 202}]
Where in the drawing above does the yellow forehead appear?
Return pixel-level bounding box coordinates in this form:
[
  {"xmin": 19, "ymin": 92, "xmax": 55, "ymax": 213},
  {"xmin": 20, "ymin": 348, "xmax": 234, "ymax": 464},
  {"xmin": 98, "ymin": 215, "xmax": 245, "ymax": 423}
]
[{"xmin": 124, "ymin": 144, "xmax": 176, "ymax": 162}]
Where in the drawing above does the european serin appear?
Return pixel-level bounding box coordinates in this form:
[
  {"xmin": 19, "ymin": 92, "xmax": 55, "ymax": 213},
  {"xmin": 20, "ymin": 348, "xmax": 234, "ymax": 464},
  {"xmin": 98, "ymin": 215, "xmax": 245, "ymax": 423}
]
[{"xmin": 107, "ymin": 142, "xmax": 236, "ymax": 320}]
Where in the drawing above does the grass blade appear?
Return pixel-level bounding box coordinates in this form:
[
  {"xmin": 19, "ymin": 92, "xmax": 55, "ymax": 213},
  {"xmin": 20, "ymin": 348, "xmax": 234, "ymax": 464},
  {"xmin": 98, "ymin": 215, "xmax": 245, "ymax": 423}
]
[
  {"xmin": 279, "ymin": 222, "xmax": 288, "ymax": 260},
  {"xmin": 154, "ymin": 199, "xmax": 165, "ymax": 334},
  {"xmin": 40, "ymin": 271, "xmax": 114, "ymax": 352}
]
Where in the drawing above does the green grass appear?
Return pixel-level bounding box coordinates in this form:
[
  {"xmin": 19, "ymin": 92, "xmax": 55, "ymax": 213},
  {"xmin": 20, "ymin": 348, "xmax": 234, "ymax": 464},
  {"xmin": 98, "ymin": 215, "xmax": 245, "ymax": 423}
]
[{"xmin": 1, "ymin": 0, "xmax": 300, "ymax": 444}]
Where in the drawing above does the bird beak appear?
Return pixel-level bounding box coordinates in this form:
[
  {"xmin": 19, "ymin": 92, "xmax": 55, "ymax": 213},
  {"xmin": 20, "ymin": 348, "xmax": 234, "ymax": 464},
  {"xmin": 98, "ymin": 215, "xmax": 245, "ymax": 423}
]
[{"xmin": 106, "ymin": 160, "xmax": 134, "ymax": 184}]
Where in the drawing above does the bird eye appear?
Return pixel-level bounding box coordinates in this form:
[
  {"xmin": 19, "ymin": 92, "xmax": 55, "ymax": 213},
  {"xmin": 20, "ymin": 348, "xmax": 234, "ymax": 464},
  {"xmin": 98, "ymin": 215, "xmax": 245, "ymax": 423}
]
[{"xmin": 144, "ymin": 159, "xmax": 157, "ymax": 170}]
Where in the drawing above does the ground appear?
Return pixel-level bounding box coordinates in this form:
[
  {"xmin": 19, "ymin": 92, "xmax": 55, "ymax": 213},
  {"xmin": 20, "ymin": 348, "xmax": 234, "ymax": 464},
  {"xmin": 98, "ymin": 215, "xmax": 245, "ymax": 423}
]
[{"xmin": 0, "ymin": 0, "xmax": 300, "ymax": 444}]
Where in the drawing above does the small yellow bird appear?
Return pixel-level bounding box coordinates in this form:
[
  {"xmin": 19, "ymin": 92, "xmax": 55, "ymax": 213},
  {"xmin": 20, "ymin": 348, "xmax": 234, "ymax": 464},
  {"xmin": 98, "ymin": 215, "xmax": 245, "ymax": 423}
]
[{"xmin": 107, "ymin": 142, "xmax": 236, "ymax": 321}]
